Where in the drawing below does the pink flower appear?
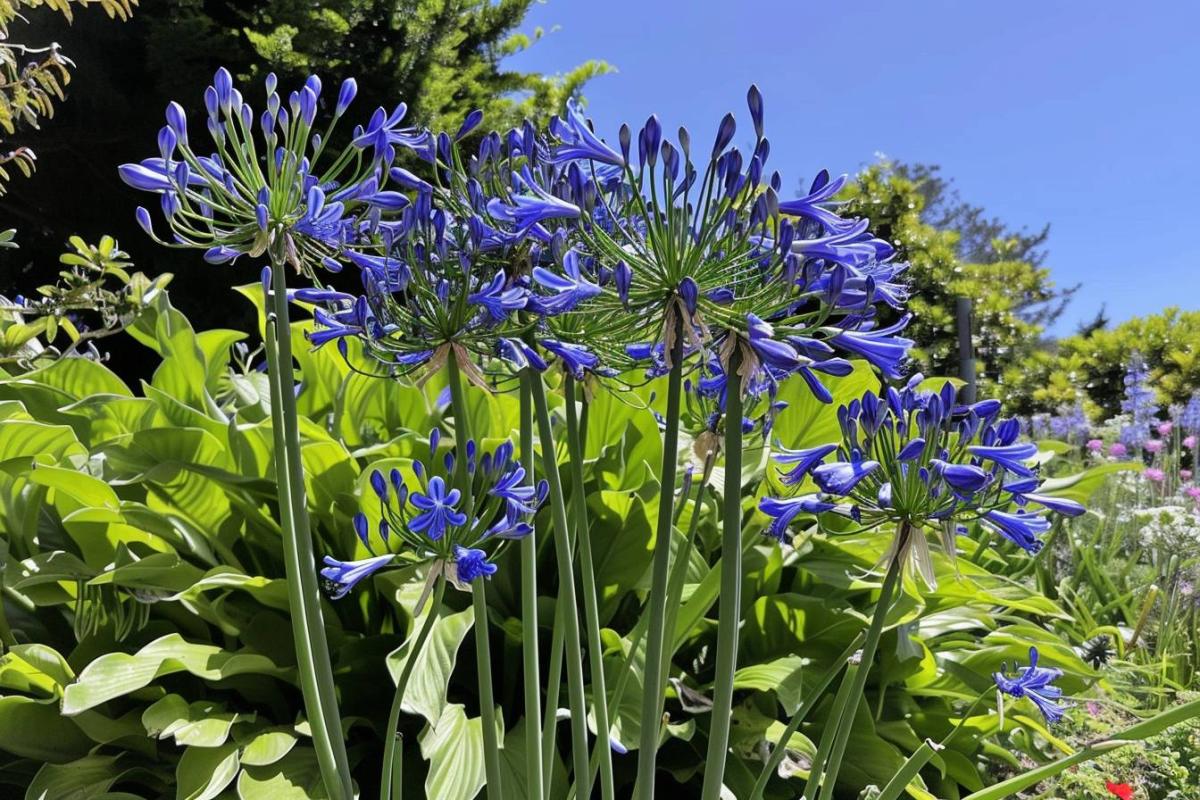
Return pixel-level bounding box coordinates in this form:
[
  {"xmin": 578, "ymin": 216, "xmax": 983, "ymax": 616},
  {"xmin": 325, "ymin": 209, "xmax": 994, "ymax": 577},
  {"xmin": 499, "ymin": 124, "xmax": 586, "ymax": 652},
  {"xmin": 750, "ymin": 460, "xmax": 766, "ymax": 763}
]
[
  {"xmin": 1086, "ymin": 438, "xmax": 1104, "ymax": 452},
  {"xmin": 1145, "ymin": 468, "xmax": 1165, "ymax": 482},
  {"xmin": 1185, "ymin": 435, "xmax": 1198, "ymax": 449},
  {"xmin": 1144, "ymin": 439, "xmax": 1164, "ymax": 453},
  {"xmin": 1158, "ymin": 421, "xmax": 1174, "ymax": 436},
  {"xmin": 1187, "ymin": 486, "xmax": 1200, "ymax": 501},
  {"xmin": 1109, "ymin": 442, "xmax": 1128, "ymax": 458},
  {"xmin": 1182, "ymin": 470, "xmax": 1194, "ymax": 482}
]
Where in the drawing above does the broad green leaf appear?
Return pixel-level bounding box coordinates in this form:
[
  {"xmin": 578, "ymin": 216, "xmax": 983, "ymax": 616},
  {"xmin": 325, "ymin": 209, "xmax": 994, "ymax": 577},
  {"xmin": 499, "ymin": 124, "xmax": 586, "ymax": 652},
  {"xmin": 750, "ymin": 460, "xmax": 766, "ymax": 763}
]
[
  {"xmin": 732, "ymin": 656, "xmax": 808, "ymax": 714},
  {"xmin": 62, "ymin": 634, "xmax": 288, "ymax": 714},
  {"xmin": 24, "ymin": 754, "xmax": 128, "ymax": 799},
  {"xmin": 772, "ymin": 360, "xmax": 877, "ymax": 451},
  {"xmin": 237, "ymin": 746, "xmax": 328, "ymax": 799},
  {"xmin": 0, "ymin": 697, "xmax": 93, "ymax": 762},
  {"xmin": 419, "ymin": 703, "xmax": 495, "ymax": 800},
  {"xmin": 1034, "ymin": 461, "xmax": 1143, "ymax": 505},
  {"xmin": 176, "ymin": 742, "xmax": 240, "ymax": 800},
  {"xmin": 239, "ymin": 728, "xmax": 299, "ymax": 767},
  {"xmin": 387, "ymin": 606, "xmax": 474, "ymax": 725},
  {"xmin": 587, "ymin": 490, "xmax": 654, "ymax": 622},
  {"xmin": 0, "ymin": 419, "xmax": 85, "ymax": 464}
]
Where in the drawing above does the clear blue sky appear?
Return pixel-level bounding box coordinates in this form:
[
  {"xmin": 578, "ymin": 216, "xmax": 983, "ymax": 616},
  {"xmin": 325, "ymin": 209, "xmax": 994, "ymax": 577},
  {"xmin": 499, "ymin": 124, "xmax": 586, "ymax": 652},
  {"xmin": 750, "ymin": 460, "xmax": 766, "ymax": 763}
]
[{"xmin": 506, "ymin": 0, "xmax": 1199, "ymax": 336}]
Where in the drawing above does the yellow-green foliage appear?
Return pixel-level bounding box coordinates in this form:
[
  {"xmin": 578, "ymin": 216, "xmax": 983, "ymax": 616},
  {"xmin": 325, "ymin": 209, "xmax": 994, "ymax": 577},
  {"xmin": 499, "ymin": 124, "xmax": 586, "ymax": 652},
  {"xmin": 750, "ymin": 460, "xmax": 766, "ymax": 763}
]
[
  {"xmin": 1023, "ymin": 307, "xmax": 1200, "ymax": 418},
  {"xmin": 842, "ymin": 161, "xmax": 1061, "ymax": 403}
]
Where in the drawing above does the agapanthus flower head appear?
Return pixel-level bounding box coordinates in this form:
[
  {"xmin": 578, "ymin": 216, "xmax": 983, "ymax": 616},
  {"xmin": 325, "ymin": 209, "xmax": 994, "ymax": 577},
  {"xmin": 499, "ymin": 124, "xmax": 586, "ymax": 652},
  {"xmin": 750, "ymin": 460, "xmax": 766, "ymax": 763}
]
[
  {"xmin": 993, "ymin": 646, "xmax": 1067, "ymax": 724},
  {"xmin": 324, "ymin": 428, "xmax": 546, "ymax": 597},
  {"xmin": 759, "ymin": 376, "xmax": 1083, "ymax": 587},
  {"xmin": 121, "ymin": 68, "xmax": 431, "ymax": 273},
  {"xmin": 490, "ymin": 86, "xmax": 911, "ymax": 399}
]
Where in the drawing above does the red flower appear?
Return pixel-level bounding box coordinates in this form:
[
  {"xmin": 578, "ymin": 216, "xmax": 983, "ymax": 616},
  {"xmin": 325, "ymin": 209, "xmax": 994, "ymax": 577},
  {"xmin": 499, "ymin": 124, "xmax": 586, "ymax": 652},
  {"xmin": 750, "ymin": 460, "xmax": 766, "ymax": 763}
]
[{"xmin": 1106, "ymin": 782, "xmax": 1133, "ymax": 800}]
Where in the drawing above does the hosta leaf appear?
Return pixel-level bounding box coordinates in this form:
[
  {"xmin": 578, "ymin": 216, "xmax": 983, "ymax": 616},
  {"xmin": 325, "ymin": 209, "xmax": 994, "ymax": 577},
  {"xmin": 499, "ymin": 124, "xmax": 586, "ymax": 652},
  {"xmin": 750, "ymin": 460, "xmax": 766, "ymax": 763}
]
[
  {"xmin": 419, "ymin": 703, "xmax": 496, "ymax": 800},
  {"xmin": 771, "ymin": 359, "xmax": 877, "ymax": 452},
  {"xmin": 238, "ymin": 728, "xmax": 298, "ymax": 767},
  {"xmin": 62, "ymin": 634, "xmax": 289, "ymax": 714},
  {"xmin": 24, "ymin": 754, "xmax": 128, "ymax": 800},
  {"xmin": 0, "ymin": 696, "xmax": 92, "ymax": 762},
  {"xmin": 237, "ymin": 746, "xmax": 328, "ymax": 799},
  {"xmin": 175, "ymin": 743, "xmax": 240, "ymax": 800},
  {"xmin": 587, "ymin": 489, "xmax": 654, "ymax": 622},
  {"xmin": 1034, "ymin": 461, "xmax": 1142, "ymax": 505},
  {"xmin": 732, "ymin": 656, "xmax": 808, "ymax": 714},
  {"xmin": 0, "ymin": 419, "xmax": 85, "ymax": 463},
  {"xmin": 387, "ymin": 606, "xmax": 473, "ymax": 725}
]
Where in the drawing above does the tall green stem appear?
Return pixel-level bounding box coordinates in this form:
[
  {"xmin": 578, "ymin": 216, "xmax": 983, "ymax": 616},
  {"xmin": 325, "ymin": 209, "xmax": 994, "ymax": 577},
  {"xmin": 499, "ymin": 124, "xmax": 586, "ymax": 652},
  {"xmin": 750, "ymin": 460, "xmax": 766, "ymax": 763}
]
[
  {"xmin": 700, "ymin": 344, "xmax": 744, "ymax": 800},
  {"xmin": 382, "ymin": 577, "xmax": 447, "ymax": 800},
  {"xmin": 519, "ymin": 373, "xmax": 545, "ymax": 800},
  {"xmin": 748, "ymin": 633, "xmax": 867, "ymax": 800},
  {"xmin": 529, "ymin": 373, "xmax": 593, "ymax": 786},
  {"xmin": 263, "ymin": 262, "xmax": 353, "ymax": 799},
  {"xmin": 445, "ymin": 349, "xmax": 503, "ymax": 797},
  {"xmin": 635, "ymin": 314, "xmax": 685, "ymax": 800},
  {"xmin": 806, "ymin": 526, "xmax": 905, "ymax": 800},
  {"xmin": 541, "ymin": 597, "xmax": 566, "ymax": 792},
  {"xmin": 473, "ymin": 580, "xmax": 505, "ymax": 798},
  {"xmin": 564, "ymin": 376, "xmax": 616, "ymax": 800}
]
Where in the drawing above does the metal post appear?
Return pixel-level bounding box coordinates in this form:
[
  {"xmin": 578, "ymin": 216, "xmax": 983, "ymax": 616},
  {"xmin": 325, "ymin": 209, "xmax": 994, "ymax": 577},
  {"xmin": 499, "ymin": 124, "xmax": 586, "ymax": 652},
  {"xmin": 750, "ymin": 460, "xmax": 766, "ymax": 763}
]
[{"xmin": 956, "ymin": 297, "xmax": 976, "ymax": 404}]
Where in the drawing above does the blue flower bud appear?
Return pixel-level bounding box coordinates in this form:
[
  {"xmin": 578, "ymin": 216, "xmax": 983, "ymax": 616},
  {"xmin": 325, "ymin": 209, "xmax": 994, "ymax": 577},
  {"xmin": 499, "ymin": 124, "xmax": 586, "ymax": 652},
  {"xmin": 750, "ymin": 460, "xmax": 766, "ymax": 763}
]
[
  {"xmin": 619, "ymin": 123, "xmax": 631, "ymax": 164},
  {"xmin": 260, "ymin": 266, "xmax": 272, "ymax": 294},
  {"xmin": 614, "ymin": 260, "xmax": 632, "ymax": 306},
  {"xmin": 264, "ymin": 72, "xmax": 277, "ymax": 95},
  {"xmin": 335, "ymin": 78, "xmax": 357, "ymax": 115},
  {"xmin": 642, "ymin": 115, "xmax": 661, "ymax": 167},
  {"xmin": 456, "ymin": 109, "xmax": 484, "ymax": 140},
  {"xmin": 747, "ymin": 84, "xmax": 764, "ymax": 139},
  {"xmin": 166, "ymin": 101, "xmax": 187, "ymax": 142},
  {"xmin": 135, "ymin": 206, "xmax": 154, "ymax": 236},
  {"xmin": 300, "ymin": 86, "xmax": 318, "ymax": 126},
  {"xmin": 370, "ymin": 469, "xmax": 388, "ymax": 501},
  {"xmin": 353, "ymin": 512, "xmax": 370, "ymax": 548},
  {"xmin": 256, "ymin": 204, "xmax": 268, "ymax": 232},
  {"xmin": 679, "ymin": 277, "xmax": 698, "ymax": 315},
  {"xmin": 712, "ymin": 112, "xmax": 736, "ymax": 157},
  {"xmin": 214, "ymin": 67, "xmax": 233, "ymax": 111}
]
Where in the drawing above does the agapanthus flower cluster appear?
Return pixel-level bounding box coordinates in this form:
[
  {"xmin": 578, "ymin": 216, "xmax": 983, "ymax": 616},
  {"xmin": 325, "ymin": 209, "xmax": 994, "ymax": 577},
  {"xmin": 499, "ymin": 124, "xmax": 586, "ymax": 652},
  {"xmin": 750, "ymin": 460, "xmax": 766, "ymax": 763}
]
[
  {"xmin": 993, "ymin": 646, "xmax": 1067, "ymax": 724},
  {"xmin": 523, "ymin": 90, "xmax": 907, "ymax": 400},
  {"xmin": 759, "ymin": 376, "xmax": 1085, "ymax": 586},
  {"xmin": 320, "ymin": 428, "xmax": 547, "ymax": 598},
  {"xmin": 1118, "ymin": 353, "xmax": 1160, "ymax": 451},
  {"xmin": 296, "ymin": 87, "xmax": 911, "ymax": 415},
  {"xmin": 120, "ymin": 67, "xmax": 428, "ymax": 272}
]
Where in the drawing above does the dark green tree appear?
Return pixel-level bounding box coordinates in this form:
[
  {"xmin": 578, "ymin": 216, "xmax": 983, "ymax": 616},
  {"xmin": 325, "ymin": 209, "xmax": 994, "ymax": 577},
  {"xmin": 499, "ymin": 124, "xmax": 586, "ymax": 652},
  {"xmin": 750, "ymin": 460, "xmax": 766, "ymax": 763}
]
[{"xmin": 841, "ymin": 159, "xmax": 1073, "ymax": 406}]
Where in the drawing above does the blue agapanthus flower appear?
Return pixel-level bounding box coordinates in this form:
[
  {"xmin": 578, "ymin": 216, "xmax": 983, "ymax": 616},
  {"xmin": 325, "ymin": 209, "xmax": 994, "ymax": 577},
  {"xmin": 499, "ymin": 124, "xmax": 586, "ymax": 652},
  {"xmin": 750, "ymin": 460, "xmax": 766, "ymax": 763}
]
[
  {"xmin": 320, "ymin": 554, "xmax": 395, "ymax": 600},
  {"xmin": 993, "ymin": 646, "xmax": 1067, "ymax": 724},
  {"xmin": 121, "ymin": 68, "xmax": 426, "ymax": 273},
  {"xmin": 758, "ymin": 375, "xmax": 1084, "ymax": 587},
  {"xmin": 323, "ymin": 429, "xmax": 547, "ymax": 596}
]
